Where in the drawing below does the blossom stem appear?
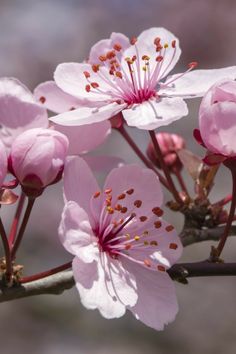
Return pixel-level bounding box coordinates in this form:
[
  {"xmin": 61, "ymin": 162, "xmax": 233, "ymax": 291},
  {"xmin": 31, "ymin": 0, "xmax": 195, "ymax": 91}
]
[
  {"xmin": 20, "ymin": 261, "xmax": 72, "ymax": 283},
  {"xmin": 116, "ymin": 125, "xmax": 169, "ymax": 189},
  {"xmin": 149, "ymin": 130, "xmax": 183, "ymax": 204},
  {"xmin": 215, "ymin": 170, "xmax": 236, "ymax": 258},
  {"xmin": 173, "ymin": 167, "xmax": 190, "ymax": 198},
  {"xmin": 11, "ymin": 197, "xmax": 35, "ymax": 259},
  {"xmin": 8, "ymin": 192, "xmax": 26, "ymax": 248},
  {"xmin": 212, "ymin": 194, "xmax": 232, "ymax": 208},
  {"xmin": 0, "ymin": 218, "xmax": 12, "ymax": 281}
]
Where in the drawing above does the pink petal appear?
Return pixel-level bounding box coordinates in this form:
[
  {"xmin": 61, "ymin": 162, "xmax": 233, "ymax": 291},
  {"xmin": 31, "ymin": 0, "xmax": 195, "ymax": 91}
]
[
  {"xmin": 52, "ymin": 120, "xmax": 111, "ymax": 155},
  {"xmin": 124, "ymin": 259, "xmax": 179, "ymax": 330},
  {"xmin": 103, "ymin": 164, "xmax": 163, "ymax": 219},
  {"xmin": 50, "ymin": 102, "xmax": 126, "ymax": 126},
  {"xmin": 123, "ymin": 97, "xmax": 188, "ymax": 130},
  {"xmin": 34, "ymin": 81, "xmax": 81, "ymax": 113},
  {"xmin": 160, "ymin": 66, "xmax": 236, "ymax": 98},
  {"xmin": 123, "ymin": 28, "xmax": 181, "ymax": 80},
  {"xmin": 54, "ymin": 62, "xmax": 112, "ymax": 102},
  {"xmin": 63, "ymin": 156, "xmax": 101, "ymax": 225},
  {"xmin": 59, "ymin": 201, "xmax": 97, "ymax": 262},
  {"xmin": 89, "ymin": 32, "xmax": 130, "ymax": 64},
  {"xmin": 73, "ymin": 252, "xmax": 137, "ymax": 318},
  {"xmin": 0, "ymin": 77, "xmax": 35, "ymax": 103},
  {"xmin": 0, "ymin": 140, "xmax": 7, "ymax": 187},
  {"xmin": 83, "ymin": 155, "xmax": 124, "ymax": 173}
]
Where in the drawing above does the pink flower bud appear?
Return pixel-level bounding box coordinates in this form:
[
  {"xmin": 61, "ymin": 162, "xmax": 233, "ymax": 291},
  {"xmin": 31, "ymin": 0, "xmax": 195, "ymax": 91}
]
[
  {"xmin": 199, "ymin": 80, "xmax": 236, "ymax": 166},
  {"xmin": 9, "ymin": 128, "xmax": 69, "ymax": 197},
  {"xmin": 0, "ymin": 140, "xmax": 7, "ymax": 187},
  {"xmin": 147, "ymin": 132, "xmax": 185, "ymax": 172}
]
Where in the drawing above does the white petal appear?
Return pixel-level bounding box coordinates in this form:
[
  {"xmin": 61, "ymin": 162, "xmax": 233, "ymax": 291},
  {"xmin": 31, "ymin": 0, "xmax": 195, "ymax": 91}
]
[
  {"xmin": 50, "ymin": 102, "xmax": 126, "ymax": 126},
  {"xmin": 160, "ymin": 66, "xmax": 236, "ymax": 98},
  {"xmin": 123, "ymin": 97, "xmax": 188, "ymax": 130}
]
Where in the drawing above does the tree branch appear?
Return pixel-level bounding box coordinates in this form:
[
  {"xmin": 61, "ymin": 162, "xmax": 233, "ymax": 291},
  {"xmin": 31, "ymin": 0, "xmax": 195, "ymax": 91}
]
[{"xmin": 1, "ymin": 225, "xmax": 236, "ymax": 303}]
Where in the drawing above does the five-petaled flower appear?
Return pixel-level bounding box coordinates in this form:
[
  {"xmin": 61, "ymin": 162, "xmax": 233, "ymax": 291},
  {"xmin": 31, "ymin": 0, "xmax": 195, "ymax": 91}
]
[
  {"xmin": 49, "ymin": 28, "xmax": 236, "ymax": 130},
  {"xmin": 59, "ymin": 156, "xmax": 183, "ymax": 330}
]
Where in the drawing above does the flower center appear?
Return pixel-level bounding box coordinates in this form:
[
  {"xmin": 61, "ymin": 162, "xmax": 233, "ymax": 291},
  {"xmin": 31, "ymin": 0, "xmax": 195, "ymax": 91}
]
[{"xmin": 83, "ymin": 36, "xmax": 198, "ymax": 106}]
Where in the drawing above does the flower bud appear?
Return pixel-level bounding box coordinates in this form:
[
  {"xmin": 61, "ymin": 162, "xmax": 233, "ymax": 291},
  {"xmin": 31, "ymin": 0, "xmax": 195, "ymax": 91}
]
[
  {"xmin": 9, "ymin": 128, "xmax": 69, "ymax": 197},
  {"xmin": 198, "ymin": 80, "xmax": 236, "ymax": 166},
  {"xmin": 147, "ymin": 132, "xmax": 185, "ymax": 172}
]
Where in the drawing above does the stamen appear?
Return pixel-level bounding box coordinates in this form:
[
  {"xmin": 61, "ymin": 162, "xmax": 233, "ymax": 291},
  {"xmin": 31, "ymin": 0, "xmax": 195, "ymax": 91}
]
[
  {"xmin": 144, "ymin": 259, "xmax": 151, "ymax": 267},
  {"xmin": 134, "ymin": 200, "xmax": 142, "ymax": 208},
  {"xmin": 166, "ymin": 225, "xmax": 174, "ymax": 232},
  {"xmin": 130, "ymin": 37, "xmax": 137, "ymax": 45},
  {"xmin": 157, "ymin": 265, "xmax": 166, "ymax": 272},
  {"xmin": 91, "ymin": 82, "xmax": 99, "ymax": 88},
  {"xmin": 152, "ymin": 207, "xmax": 164, "ymax": 217},
  {"xmin": 113, "ymin": 43, "xmax": 122, "ymax": 51},
  {"xmin": 93, "ymin": 191, "xmax": 101, "ymax": 198},
  {"xmin": 83, "ymin": 71, "xmax": 90, "ymax": 78},
  {"xmin": 188, "ymin": 61, "xmax": 198, "ymax": 69},
  {"xmin": 92, "ymin": 64, "xmax": 100, "ymax": 72},
  {"xmin": 39, "ymin": 96, "xmax": 46, "ymax": 104},
  {"xmin": 126, "ymin": 188, "xmax": 134, "ymax": 195},
  {"xmin": 139, "ymin": 216, "xmax": 147, "ymax": 222},
  {"xmin": 118, "ymin": 193, "xmax": 126, "ymax": 200},
  {"xmin": 154, "ymin": 221, "xmax": 162, "ymax": 229},
  {"xmin": 99, "ymin": 55, "xmax": 107, "ymax": 62},
  {"xmin": 169, "ymin": 243, "xmax": 178, "ymax": 249},
  {"xmin": 85, "ymin": 84, "xmax": 91, "ymax": 92}
]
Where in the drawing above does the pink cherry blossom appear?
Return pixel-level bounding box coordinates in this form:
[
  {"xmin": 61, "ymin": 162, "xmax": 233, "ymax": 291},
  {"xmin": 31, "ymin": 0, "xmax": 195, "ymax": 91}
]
[
  {"xmin": 197, "ymin": 80, "xmax": 236, "ymax": 165},
  {"xmin": 50, "ymin": 28, "xmax": 236, "ymax": 130},
  {"xmin": 9, "ymin": 128, "xmax": 69, "ymax": 197},
  {"xmin": 59, "ymin": 156, "xmax": 183, "ymax": 330}
]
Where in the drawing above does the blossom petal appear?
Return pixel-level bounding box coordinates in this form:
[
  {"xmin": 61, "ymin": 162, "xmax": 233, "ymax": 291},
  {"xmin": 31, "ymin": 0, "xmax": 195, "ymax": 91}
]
[
  {"xmin": 89, "ymin": 32, "xmax": 130, "ymax": 64},
  {"xmin": 50, "ymin": 102, "xmax": 126, "ymax": 126},
  {"xmin": 123, "ymin": 28, "xmax": 181, "ymax": 80},
  {"xmin": 160, "ymin": 66, "xmax": 236, "ymax": 98},
  {"xmin": 59, "ymin": 201, "xmax": 97, "ymax": 262},
  {"xmin": 54, "ymin": 62, "xmax": 112, "ymax": 102},
  {"xmin": 103, "ymin": 164, "xmax": 163, "ymax": 218},
  {"xmin": 52, "ymin": 120, "xmax": 111, "ymax": 155},
  {"xmin": 34, "ymin": 81, "xmax": 81, "ymax": 113},
  {"xmin": 63, "ymin": 156, "xmax": 101, "ymax": 225},
  {"xmin": 73, "ymin": 253, "xmax": 137, "ymax": 319},
  {"xmin": 83, "ymin": 155, "xmax": 124, "ymax": 173},
  {"xmin": 0, "ymin": 77, "xmax": 35, "ymax": 103},
  {"xmin": 0, "ymin": 79, "xmax": 48, "ymax": 149},
  {"xmin": 123, "ymin": 97, "xmax": 188, "ymax": 130},
  {"xmin": 125, "ymin": 260, "xmax": 179, "ymax": 330}
]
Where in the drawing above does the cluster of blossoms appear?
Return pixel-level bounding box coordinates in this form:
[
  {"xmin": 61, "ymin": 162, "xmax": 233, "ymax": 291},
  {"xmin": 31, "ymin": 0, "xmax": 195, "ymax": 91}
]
[{"xmin": 1, "ymin": 27, "xmax": 236, "ymax": 331}]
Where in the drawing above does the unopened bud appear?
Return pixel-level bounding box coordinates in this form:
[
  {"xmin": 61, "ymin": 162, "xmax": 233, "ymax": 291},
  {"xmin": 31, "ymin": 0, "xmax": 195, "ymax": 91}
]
[{"xmin": 147, "ymin": 132, "xmax": 185, "ymax": 172}]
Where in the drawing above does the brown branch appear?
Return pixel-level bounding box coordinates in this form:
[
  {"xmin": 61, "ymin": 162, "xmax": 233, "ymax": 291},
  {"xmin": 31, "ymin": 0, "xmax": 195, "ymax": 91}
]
[{"xmin": 0, "ymin": 225, "xmax": 236, "ymax": 303}]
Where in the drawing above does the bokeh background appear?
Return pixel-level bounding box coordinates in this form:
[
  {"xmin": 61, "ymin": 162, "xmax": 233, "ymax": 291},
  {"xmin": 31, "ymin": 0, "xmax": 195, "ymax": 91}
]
[{"xmin": 1, "ymin": 0, "xmax": 236, "ymax": 353}]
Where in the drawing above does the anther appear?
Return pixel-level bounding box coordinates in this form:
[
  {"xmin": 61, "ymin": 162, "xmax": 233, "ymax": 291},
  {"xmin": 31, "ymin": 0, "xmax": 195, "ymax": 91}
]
[
  {"xmin": 164, "ymin": 43, "xmax": 169, "ymax": 49},
  {"xmin": 106, "ymin": 206, "xmax": 114, "ymax": 214},
  {"xmin": 118, "ymin": 193, "xmax": 126, "ymax": 200},
  {"xmin": 142, "ymin": 55, "xmax": 150, "ymax": 60},
  {"xmin": 83, "ymin": 71, "xmax": 90, "ymax": 78},
  {"xmin": 115, "ymin": 204, "xmax": 122, "ymax": 211},
  {"xmin": 99, "ymin": 55, "xmax": 107, "ymax": 62},
  {"xmin": 139, "ymin": 216, "xmax": 147, "ymax": 222},
  {"xmin": 157, "ymin": 265, "xmax": 166, "ymax": 272},
  {"xmin": 125, "ymin": 243, "xmax": 132, "ymax": 250},
  {"xmin": 188, "ymin": 61, "xmax": 198, "ymax": 69},
  {"xmin": 156, "ymin": 44, "xmax": 163, "ymax": 52},
  {"xmin": 130, "ymin": 37, "xmax": 137, "ymax": 45},
  {"xmin": 152, "ymin": 207, "xmax": 164, "ymax": 217},
  {"xmin": 171, "ymin": 40, "xmax": 176, "ymax": 48},
  {"xmin": 134, "ymin": 200, "xmax": 142, "ymax": 208},
  {"xmin": 154, "ymin": 221, "xmax": 162, "ymax": 229},
  {"xmin": 121, "ymin": 207, "xmax": 128, "ymax": 213},
  {"xmin": 166, "ymin": 225, "xmax": 174, "ymax": 232},
  {"xmin": 169, "ymin": 243, "xmax": 178, "ymax": 250},
  {"xmin": 150, "ymin": 240, "xmax": 158, "ymax": 246},
  {"xmin": 144, "ymin": 259, "xmax": 151, "ymax": 267},
  {"xmin": 105, "ymin": 188, "xmax": 112, "ymax": 194},
  {"xmin": 85, "ymin": 84, "xmax": 91, "ymax": 92},
  {"xmin": 93, "ymin": 191, "xmax": 101, "ymax": 198},
  {"xmin": 144, "ymin": 241, "xmax": 149, "ymax": 246},
  {"xmin": 156, "ymin": 55, "xmax": 163, "ymax": 62},
  {"xmin": 106, "ymin": 50, "xmax": 116, "ymax": 60},
  {"xmin": 113, "ymin": 43, "xmax": 122, "ymax": 51},
  {"xmin": 134, "ymin": 236, "xmax": 140, "ymax": 241},
  {"xmin": 126, "ymin": 188, "xmax": 134, "ymax": 195},
  {"xmin": 92, "ymin": 64, "xmax": 100, "ymax": 72},
  {"xmin": 115, "ymin": 71, "xmax": 123, "ymax": 79},
  {"xmin": 154, "ymin": 37, "xmax": 161, "ymax": 45},
  {"xmin": 91, "ymin": 82, "xmax": 99, "ymax": 89},
  {"xmin": 39, "ymin": 96, "xmax": 46, "ymax": 104}
]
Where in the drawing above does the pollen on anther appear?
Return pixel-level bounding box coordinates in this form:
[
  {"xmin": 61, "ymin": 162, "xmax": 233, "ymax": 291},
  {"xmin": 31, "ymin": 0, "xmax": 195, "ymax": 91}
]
[
  {"xmin": 93, "ymin": 191, "xmax": 101, "ymax": 198},
  {"xmin": 106, "ymin": 206, "xmax": 114, "ymax": 214},
  {"xmin": 83, "ymin": 71, "xmax": 90, "ymax": 78},
  {"xmin": 164, "ymin": 43, "xmax": 169, "ymax": 49},
  {"xmin": 113, "ymin": 43, "xmax": 122, "ymax": 51},
  {"xmin": 152, "ymin": 207, "xmax": 164, "ymax": 217},
  {"xmin": 140, "ymin": 216, "xmax": 147, "ymax": 222},
  {"xmin": 91, "ymin": 82, "xmax": 99, "ymax": 89},
  {"xmin": 154, "ymin": 221, "xmax": 162, "ymax": 229},
  {"xmin": 39, "ymin": 96, "xmax": 46, "ymax": 104},
  {"xmin": 157, "ymin": 265, "xmax": 166, "ymax": 272},
  {"xmin": 166, "ymin": 225, "xmax": 174, "ymax": 232},
  {"xmin": 92, "ymin": 64, "xmax": 100, "ymax": 72},
  {"xmin": 126, "ymin": 188, "xmax": 134, "ymax": 195},
  {"xmin": 85, "ymin": 84, "xmax": 91, "ymax": 92},
  {"xmin": 134, "ymin": 200, "xmax": 142, "ymax": 208},
  {"xmin": 130, "ymin": 37, "xmax": 137, "ymax": 45},
  {"xmin": 134, "ymin": 235, "xmax": 140, "ymax": 241},
  {"xmin": 169, "ymin": 242, "xmax": 178, "ymax": 250}
]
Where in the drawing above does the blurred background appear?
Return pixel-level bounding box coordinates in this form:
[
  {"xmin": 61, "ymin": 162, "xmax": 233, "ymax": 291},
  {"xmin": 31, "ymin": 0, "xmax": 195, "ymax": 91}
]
[{"xmin": 1, "ymin": 0, "xmax": 236, "ymax": 353}]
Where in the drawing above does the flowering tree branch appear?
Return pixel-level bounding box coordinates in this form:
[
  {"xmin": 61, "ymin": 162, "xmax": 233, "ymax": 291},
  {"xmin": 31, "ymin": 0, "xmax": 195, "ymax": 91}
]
[{"xmin": 0, "ymin": 225, "xmax": 236, "ymax": 303}]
